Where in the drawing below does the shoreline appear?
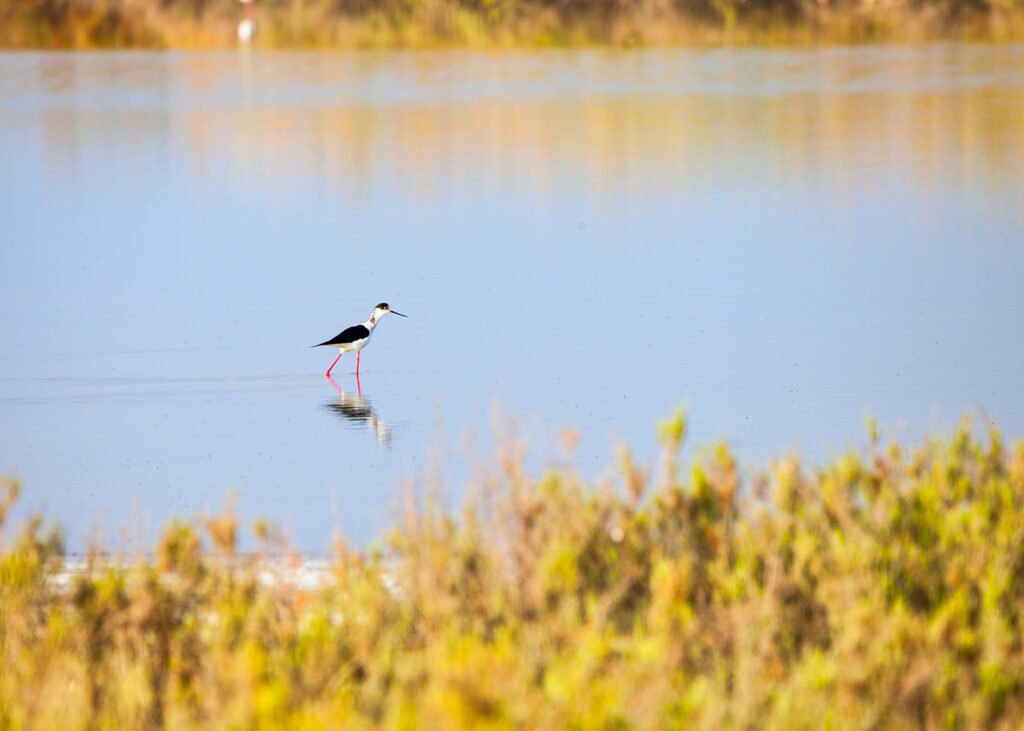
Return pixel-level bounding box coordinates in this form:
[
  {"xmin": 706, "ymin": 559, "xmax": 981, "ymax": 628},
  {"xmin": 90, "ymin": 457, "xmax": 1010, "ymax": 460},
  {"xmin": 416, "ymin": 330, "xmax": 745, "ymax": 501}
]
[{"xmin": 2, "ymin": 1, "xmax": 1022, "ymax": 50}]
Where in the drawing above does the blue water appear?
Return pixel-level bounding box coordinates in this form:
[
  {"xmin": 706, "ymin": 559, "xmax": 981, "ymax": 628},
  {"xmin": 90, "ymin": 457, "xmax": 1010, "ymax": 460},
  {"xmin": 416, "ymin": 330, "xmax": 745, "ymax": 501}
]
[{"xmin": 2, "ymin": 47, "xmax": 1023, "ymax": 552}]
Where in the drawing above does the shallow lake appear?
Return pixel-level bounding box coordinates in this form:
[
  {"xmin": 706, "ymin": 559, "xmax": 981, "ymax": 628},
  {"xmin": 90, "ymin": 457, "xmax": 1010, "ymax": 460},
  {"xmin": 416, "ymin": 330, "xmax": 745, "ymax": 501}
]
[{"xmin": 2, "ymin": 46, "xmax": 1023, "ymax": 552}]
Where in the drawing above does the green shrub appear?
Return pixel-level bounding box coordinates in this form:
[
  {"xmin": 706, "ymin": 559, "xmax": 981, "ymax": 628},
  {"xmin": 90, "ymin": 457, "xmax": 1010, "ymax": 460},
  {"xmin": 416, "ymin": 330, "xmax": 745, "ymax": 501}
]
[{"xmin": 2, "ymin": 414, "xmax": 1024, "ymax": 728}]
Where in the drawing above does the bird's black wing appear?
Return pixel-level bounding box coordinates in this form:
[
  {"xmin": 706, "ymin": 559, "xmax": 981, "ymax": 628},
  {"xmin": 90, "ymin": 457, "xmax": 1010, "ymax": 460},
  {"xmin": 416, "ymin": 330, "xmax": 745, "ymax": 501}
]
[{"xmin": 314, "ymin": 324, "xmax": 370, "ymax": 347}]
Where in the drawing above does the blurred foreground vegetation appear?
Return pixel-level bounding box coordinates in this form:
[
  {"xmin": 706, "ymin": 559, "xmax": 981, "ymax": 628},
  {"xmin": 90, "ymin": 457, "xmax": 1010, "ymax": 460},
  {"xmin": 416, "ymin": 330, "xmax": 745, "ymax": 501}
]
[
  {"xmin": 1, "ymin": 0, "xmax": 1021, "ymax": 47},
  {"xmin": 3, "ymin": 413, "xmax": 1024, "ymax": 728}
]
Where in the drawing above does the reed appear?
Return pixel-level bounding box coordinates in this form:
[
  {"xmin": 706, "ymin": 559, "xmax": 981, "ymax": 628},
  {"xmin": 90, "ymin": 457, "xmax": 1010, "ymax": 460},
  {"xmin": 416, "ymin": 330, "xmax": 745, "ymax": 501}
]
[
  {"xmin": 2, "ymin": 411, "xmax": 1024, "ymax": 728},
  {"xmin": 1, "ymin": 0, "xmax": 1021, "ymax": 48}
]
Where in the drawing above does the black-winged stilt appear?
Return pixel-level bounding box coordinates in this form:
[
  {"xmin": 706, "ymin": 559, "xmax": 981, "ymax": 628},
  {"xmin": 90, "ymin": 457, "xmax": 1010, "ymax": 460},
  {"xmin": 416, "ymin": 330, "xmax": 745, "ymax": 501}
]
[{"xmin": 314, "ymin": 303, "xmax": 407, "ymax": 378}]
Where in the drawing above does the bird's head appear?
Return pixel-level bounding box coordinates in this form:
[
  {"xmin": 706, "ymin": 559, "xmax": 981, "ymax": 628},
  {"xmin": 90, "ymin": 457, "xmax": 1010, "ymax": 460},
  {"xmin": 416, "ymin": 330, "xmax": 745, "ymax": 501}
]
[{"xmin": 370, "ymin": 302, "xmax": 407, "ymax": 324}]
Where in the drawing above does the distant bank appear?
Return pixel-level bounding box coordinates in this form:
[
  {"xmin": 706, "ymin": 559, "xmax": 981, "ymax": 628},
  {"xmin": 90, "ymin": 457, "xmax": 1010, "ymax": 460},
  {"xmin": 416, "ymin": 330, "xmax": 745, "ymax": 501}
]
[{"xmin": 1, "ymin": 0, "xmax": 1021, "ymax": 48}]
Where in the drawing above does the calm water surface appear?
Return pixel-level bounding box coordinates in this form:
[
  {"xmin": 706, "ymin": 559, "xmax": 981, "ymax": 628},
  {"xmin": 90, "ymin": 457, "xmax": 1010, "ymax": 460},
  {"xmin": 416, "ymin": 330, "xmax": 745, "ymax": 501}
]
[{"xmin": 1, "ymin": 47, "xmax": 1023, "ymax": 551}]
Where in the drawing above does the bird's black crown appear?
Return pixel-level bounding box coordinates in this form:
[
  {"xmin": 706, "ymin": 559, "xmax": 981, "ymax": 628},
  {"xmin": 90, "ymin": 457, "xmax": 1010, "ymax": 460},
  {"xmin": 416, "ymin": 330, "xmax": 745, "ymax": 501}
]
[{"xmin": 375, "ymin": 302, "xmax": 390, "ymax": 310}]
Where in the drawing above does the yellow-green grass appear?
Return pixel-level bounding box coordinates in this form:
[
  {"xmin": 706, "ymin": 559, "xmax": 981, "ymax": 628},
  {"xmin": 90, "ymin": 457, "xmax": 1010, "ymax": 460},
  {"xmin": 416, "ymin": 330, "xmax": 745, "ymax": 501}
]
[
  {"xmin": 1, "ymin": 0, "xmax": 1022, "ymax": 48},
  {"xmin": 2, "ymin": 411, "xmax": 1024, "ymax": 728}
]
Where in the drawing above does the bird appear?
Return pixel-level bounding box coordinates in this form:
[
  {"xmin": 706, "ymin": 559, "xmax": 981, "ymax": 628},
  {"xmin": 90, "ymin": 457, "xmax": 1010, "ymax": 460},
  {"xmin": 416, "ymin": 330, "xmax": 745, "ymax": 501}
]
[
  {"xmin": 237, "ymin": 0, "xmax": 256, "ymax": 42},
  {"xmin": 313, "ymin": 303, "xmax": 407, "ymax": 378}
]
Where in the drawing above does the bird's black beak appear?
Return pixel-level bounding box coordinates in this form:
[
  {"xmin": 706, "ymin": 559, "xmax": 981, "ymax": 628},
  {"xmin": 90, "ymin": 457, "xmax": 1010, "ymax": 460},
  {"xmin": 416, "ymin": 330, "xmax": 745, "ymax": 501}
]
[{"xmin": 390, "ymin": 310, "xmax": 408, "ymax": 317}]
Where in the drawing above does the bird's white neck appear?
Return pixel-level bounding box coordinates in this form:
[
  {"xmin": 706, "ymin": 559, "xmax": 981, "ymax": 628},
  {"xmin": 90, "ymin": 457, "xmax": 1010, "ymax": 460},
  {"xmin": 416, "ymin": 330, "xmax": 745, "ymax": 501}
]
[{"xmin": 363, "ymin": 315, "xmax": 379, "ymax": 331}]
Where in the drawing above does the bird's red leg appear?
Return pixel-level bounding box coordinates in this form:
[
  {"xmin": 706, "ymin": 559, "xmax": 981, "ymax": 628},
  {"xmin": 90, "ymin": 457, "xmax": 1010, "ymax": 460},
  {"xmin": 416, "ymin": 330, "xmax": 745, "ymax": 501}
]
[
  {"xmin": 356, "ymin": 351, "xmax": 361, "ymax": 376},
  {"xmin": 325, "ymin": 351, "xmax": 343, "ymax": 378},
  {"xmin": 355, "ymin": 371, "xmax": 362, "ymax": 398}
]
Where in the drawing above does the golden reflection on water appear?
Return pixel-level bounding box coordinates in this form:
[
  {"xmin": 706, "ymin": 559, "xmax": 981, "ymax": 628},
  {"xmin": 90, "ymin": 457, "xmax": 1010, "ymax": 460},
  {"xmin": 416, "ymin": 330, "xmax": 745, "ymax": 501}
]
[{"xmin": 19, "ymin": 49, "xmax": 1024, "ymax": 201}]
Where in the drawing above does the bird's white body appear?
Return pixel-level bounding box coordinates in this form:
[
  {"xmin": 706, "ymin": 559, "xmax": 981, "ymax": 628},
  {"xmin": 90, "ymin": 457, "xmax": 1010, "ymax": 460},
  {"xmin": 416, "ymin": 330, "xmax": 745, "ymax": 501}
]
[
  {"xmin": 237, "ymin": 19, "xmax": 255, "ymax": 42},
  {"xmin": 331, "ymin": 325, "xmax": 372, "ymax": 354},
  {"xmin": 333, "ymin": 338, "xmax": 368, "ymax": 354}
]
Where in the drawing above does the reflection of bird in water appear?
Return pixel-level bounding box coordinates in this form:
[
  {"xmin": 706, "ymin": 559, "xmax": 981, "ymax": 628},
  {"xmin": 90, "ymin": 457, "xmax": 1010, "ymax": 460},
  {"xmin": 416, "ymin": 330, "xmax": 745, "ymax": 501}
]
[
  {"xmin": 313, "ymin": 303, "xmax": 408, "ymax": 378},
  {"xmin": 324, "ymin": 375, "xmax": 392, "ymax": 446},
  {"xmin": 237, "ymin": 0, "xmax": 256, "ymax": 43}
]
